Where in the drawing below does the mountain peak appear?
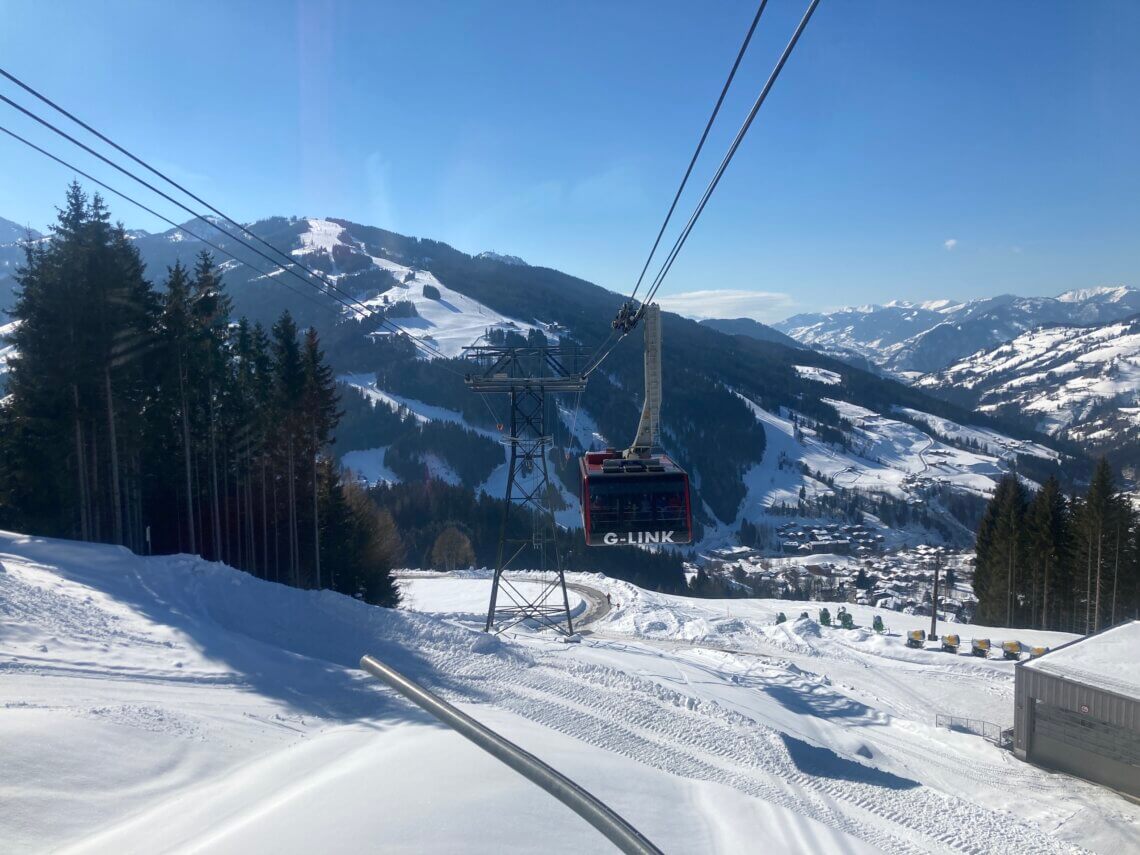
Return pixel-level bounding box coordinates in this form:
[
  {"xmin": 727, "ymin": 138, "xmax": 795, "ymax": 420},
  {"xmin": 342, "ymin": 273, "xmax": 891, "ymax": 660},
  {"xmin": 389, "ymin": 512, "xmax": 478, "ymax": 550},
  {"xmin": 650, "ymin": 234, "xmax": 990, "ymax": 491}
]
[
  {"xmin": 1056, "ymin": 285, "xmax": 1134, "ymax": 304},
  {"xmin": 476, "ymin": 251, "xmax": 526, "ymax": 266},
  {"xmin": 0, "ymin": 216, "xmax": 43, "ymax": 244}
]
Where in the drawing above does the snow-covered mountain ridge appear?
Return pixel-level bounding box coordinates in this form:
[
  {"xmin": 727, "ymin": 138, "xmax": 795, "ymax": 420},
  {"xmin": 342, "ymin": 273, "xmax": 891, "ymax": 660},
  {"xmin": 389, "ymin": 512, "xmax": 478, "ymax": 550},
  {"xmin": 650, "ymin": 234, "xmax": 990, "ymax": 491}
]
[
  {"xmin": 0, "ymin": 210, "xmax": 1073, "ymax": 544},
  {"xmin": 775, "ymin": 287, "xmax": 1140, "ymax": 376},
  {"xmin": 0, "ymin": 216, "xmax": 41, "ymax": 245},
  {"xmin": 916, "ymin": 316, "xmax": 1140, "ymax": 458},
  {"xmin": 475, "ymin": 250, "xmax": 526, "ymax": 266}
]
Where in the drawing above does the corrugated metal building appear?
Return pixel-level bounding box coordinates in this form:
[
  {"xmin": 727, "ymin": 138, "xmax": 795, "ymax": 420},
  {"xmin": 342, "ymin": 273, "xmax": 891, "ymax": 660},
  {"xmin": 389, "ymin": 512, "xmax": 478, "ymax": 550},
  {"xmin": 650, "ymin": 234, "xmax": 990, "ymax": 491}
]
[{"xmin": 1013, "ymin": 620, "xmax": 1140, "ymax": 797}]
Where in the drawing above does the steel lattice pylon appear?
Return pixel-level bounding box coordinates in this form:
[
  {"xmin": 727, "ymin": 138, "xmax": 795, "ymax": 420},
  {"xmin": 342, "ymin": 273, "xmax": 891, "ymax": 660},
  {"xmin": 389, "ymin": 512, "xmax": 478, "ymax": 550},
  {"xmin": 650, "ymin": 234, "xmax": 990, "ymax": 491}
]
[{"xmin": 464, "ymin": 345, "xmax": 587, "ymax": 634}]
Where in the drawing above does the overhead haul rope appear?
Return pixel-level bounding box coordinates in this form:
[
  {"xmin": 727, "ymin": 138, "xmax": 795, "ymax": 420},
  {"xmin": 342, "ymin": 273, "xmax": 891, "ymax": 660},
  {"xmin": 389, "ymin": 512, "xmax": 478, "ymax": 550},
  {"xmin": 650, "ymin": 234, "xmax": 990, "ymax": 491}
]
[
  {"xmin": 585, "ymin": 0, "xmax": 822, "ymax": 379},
  {"xmin": 581, "ymin": 0, "xmax": 770, "ymax": 379},
  {"xmin": 638, "ymin": 0, "xmax": 821, "ymax": 310},
  {"xmin": 0, "ymin": 82, "xmax": 460, "ymax": 368},
  {"xmin": 0, "ymin": 124, "xmax": 333, "ymax": 316},
  {"xmin": 0, "ymin": 120, "xmax": 456, "ymax": 369},
  {"xmin": 0, "ymin": 69, "xmax": 434, "ymax": 340},
  {"xmin": 627, "ymin": 0, "xmax": 769, "ymax": 307}
]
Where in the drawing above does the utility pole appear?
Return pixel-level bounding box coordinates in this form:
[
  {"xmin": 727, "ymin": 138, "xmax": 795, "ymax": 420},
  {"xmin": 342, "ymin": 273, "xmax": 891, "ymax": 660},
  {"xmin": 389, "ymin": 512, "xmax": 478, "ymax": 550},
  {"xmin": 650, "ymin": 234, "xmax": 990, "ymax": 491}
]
[{"xmin": 929, "ymin": 551, "xmax": 941, "ymax": 641}]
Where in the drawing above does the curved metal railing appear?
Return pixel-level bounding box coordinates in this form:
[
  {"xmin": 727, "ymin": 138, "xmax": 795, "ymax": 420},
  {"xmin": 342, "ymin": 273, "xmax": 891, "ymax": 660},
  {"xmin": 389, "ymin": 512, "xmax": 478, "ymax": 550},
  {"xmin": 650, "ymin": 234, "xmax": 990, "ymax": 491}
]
[{"xmin": 359, "ymin": 654, "xmax": 662, "ymax": 855}]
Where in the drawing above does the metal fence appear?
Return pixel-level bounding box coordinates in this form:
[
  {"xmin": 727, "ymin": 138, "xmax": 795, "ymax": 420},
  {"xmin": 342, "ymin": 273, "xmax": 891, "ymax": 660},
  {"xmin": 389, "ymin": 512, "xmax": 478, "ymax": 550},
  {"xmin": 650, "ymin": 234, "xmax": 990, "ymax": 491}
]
[{"xmin": 936, "ymin": 714, "xmax": 1014, "ymax": 749}]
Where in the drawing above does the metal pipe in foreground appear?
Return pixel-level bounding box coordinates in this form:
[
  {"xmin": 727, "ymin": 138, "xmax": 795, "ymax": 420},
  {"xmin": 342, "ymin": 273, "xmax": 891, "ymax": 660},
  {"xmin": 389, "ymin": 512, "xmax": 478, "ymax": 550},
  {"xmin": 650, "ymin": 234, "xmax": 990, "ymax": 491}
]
[{"xmin": 359, "ymin": 654, "xmax": 663, "ymax": 855}]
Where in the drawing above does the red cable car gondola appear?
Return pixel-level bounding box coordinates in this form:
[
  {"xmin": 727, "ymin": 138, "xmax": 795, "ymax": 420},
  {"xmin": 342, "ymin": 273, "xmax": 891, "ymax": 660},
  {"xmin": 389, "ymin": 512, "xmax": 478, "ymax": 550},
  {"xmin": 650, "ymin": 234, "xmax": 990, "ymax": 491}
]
[
  {"xmin": 579, "ymin": 304, "xmax": 693, "ymax": 546},
  {"xmin": 580, "ymin": 449, "xmax": 692, "ymax": 546}
]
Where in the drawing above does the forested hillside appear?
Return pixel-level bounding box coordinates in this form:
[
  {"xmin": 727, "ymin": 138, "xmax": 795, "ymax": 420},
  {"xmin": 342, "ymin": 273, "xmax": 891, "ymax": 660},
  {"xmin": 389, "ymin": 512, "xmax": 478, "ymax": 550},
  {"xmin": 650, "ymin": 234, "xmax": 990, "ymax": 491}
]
[
  {"xmin": 916, "ymin": 317, "xmax": 1140, "ymax": 473},
  {"xmin": 0, "ymin": 186, "xmax": 400, "ymax": 604},
  {"xmin": 1, "ymin": 189, "xmax": 1078, "ymax": 575},
  {"xmin": 973, "ymin": 462, "xmax": 1140, "ymax": 632}
]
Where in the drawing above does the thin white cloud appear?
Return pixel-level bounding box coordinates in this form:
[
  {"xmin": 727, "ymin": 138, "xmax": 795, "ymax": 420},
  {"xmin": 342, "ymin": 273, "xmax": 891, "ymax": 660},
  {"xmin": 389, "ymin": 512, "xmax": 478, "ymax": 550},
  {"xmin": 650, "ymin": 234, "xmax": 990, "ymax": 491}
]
[
  {"xmin": 943, "ymin": 238, "xmax": 958, "ymax": 251},
  {"xmin": 656, "ymin": 289, "xmax": 794, "ymax": 323}
]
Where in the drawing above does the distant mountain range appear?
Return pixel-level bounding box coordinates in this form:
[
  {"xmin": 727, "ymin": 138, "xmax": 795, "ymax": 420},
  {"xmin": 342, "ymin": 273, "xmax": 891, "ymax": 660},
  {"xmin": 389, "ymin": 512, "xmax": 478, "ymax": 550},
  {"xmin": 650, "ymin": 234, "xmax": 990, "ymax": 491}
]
[
  {"xmin": 0, "ymin": 216, "xmax": 41, "ymax": 245},
  {"xmin": 773, "ymin": 287, "xmax": 1140, "ymax": 376},
  {"xmin": 697, "ymin": 317, "xmax": 802, "ymax": 349},
  {"xmin": 1, "ymin": 210, "xmax": 1070, "ymax": 546},
  {"xmin": 915, "ymin": 317, "xmax": 1140, "ymax": 469}
]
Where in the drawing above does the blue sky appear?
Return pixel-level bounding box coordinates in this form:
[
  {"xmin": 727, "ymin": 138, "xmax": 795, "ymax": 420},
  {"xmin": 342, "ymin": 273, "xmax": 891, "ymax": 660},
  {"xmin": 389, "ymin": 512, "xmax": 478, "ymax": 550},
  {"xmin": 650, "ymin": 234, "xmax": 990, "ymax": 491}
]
[{"xmin": 0, "ymin": 1, "xmax": 1137, "ymax": 321}]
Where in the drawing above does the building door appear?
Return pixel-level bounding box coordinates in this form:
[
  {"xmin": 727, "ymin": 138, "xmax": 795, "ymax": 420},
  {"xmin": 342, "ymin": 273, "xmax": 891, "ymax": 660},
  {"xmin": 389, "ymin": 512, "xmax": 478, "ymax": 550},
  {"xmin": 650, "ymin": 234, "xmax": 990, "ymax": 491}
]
[{"xmin": 1030, "ymin": 701, "xmax": 1140, "ymax": 797}]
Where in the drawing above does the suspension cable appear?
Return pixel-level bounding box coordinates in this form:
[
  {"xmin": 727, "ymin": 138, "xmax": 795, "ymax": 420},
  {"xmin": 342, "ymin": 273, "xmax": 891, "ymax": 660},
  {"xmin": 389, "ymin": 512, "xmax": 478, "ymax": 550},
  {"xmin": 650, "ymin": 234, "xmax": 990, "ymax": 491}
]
[
  {"xmin": 628, "ymin": 0, "xmax": 769, "ymax": 305},
  {"xmin": 639, "ymin": 0, "xmax": 821, "ymax": 309},
  {"xmin": 0, "ymin": 68, "xmax": 402, "ymax": 329},
  {"xmin": 586, "ymin": 0, "xmax": 821, "ymax": 378},
  {"xmin": 0, "ymin": 91, "xmax": 459, "ymax": 368},
  {"xmin": 0, "ymin": 124, "xmax": 333, "ymax": 315}
]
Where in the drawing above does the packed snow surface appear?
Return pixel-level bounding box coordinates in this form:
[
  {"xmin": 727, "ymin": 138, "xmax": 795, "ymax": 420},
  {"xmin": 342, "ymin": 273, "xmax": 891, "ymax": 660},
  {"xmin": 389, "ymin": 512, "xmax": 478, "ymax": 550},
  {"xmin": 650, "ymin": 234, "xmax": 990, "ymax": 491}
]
[
  {"xmin": 5, "ymin": 534, "xmax": 1136, "ymax": 853},
  {"xmin": 794, "ymin": 364, "xmax": 842, "ymax": 385},
  {"xmin": 1023, "ymin": 620, "xmax": 1140, "ymax": 702}
]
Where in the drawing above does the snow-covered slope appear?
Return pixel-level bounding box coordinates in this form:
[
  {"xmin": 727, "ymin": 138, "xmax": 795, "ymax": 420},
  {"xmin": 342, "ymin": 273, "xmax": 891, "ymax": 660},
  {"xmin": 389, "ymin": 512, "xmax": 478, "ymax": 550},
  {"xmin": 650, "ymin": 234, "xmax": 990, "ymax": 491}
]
[
  {"xmin": 334, "ymin": 366, "xmax": 1060, "ymax": 549},
  {"xmin": 337, "ymin": 373, "xmax": 583, "ymax": 527},
  {"xmin": 916, "ymin": 317, "xmax": 1140, "ymax": 446},
  {"xmin": 0, "ymin": 320, "xmax": 17, "ymax": 378},
  {"xmin": 0, "ymin": 216, "xmax": 41, "ymax": 245},
  {"xmin": 0, "ymin": 221, "xmax": 42, "ymax": 312},
  {"xmin": 293, "ymin": 218, "xmax": 544, "ymax": 358},
  {"xmin": 709, "ymin": 391, "xmax": 1057, "ymax": 549},
  {"xmin": 404, "ymin": 572, "xmax": 1137, "ymax": 853},
  {"xmin": 5, "ymin": 533, "xmax": 1136, "ymax": 853},
  {"xmin": 776, "ymin": 287, "xmax": 1140, "ymax": 376}
]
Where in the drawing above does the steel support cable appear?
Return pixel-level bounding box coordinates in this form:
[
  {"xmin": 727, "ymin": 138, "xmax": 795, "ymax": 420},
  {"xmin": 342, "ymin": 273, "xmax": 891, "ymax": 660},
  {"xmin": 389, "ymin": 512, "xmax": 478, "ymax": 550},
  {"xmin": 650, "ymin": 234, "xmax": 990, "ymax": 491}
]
[
  {"xmin": 627, "ymin": 0, "xmax": 769, "ymax": 305},
  {"xmin": 0, "ymin": 91, "xmax": 458, "ymax": 368},
  {"xmin": 0, "ymin": 123, "xmax": 332, "ymax": 315},
  {"xmin": 0, "ymin": 93, "xmax": 366, "ymax": 315},
  {"xmin": 587, "ymin": 0, "xmax": 767, "ymax": 375},
  {"xmin": 639, "ymin": 0, "xmax": 822, "ymax": 310},
  {"xmin": 0, "ymin": 68, "xmax": 401, "ymax": 332},
  {"xmin": 585, "ymin": 0, "xmax": 821, "ymax": 381}
]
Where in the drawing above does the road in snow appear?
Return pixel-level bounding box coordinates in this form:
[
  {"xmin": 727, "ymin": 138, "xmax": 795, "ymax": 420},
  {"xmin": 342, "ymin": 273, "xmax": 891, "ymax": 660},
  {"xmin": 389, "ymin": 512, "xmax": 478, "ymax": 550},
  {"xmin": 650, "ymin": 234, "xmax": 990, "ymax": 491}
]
[{"xmin": 3, "ymin": 535, "xmax": 1136, "ymax": 854}]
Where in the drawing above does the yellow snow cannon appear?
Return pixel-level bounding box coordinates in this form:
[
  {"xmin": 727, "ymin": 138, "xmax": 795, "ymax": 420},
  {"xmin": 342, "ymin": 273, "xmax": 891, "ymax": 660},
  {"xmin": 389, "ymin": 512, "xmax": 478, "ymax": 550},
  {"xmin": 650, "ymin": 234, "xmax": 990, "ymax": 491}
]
[
  {"xmin": 941, "ymin": 634, "xmax": 960, "ymax": 653},
  {"xmin": 971, "ymin": 638, "xmax": 991, "ymax": 657},
  {"xmin": 1002, "ymin": 640, "xmax": 1022, "ymax": 660},
  {"xmin": 905, "ymin": 629, "xmax": 926, "ymax": 649},
  {"xmin": 1029, "ymin": 646, "xmax": 1048, "ymax": 659}
]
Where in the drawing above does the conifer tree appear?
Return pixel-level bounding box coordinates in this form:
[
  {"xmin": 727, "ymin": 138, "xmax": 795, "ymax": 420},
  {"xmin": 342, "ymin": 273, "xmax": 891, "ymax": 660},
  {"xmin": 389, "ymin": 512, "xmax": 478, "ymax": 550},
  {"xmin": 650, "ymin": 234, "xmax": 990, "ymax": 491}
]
[
  {"xmin": 974, "ymin": 474, "xmax": 1026, "ymax": 625},
  {"xmin": 1079, "ymin": 458, "xmax": 1122, "ymax": 633},
  {"xmin": 158, "ymin": 261, "xmax": 200, "ymax": 554},
  {"xmin": 272, "ymin": 311, "xmax": 305, "ymax": 585},
  {"xmin": 301, "ymin": 327, "xmax": 341, "ymax": 588},
  {"xmin": 1, "ymin": 183, "xmax": 404, "ymax": 608},
  {"xmin": 1024, "ymin": 476, "xmax": 1070, "ymax": 630}
]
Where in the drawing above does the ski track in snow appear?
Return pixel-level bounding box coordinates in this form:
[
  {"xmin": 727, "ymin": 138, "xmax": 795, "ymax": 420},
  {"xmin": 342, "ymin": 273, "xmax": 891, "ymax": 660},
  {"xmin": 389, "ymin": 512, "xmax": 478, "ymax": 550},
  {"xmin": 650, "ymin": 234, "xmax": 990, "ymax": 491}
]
[{"xmin": 3, "ymin": 537, "xmax": 1135, "ymax": 854}]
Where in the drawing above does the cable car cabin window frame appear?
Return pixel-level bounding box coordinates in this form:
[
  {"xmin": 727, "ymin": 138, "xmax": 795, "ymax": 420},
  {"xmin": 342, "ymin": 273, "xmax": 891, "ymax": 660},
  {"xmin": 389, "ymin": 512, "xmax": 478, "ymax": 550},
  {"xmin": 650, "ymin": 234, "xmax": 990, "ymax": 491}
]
[{"xmin": 580, "ymin": 454, "xmax": 692, "ymax": 547}]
